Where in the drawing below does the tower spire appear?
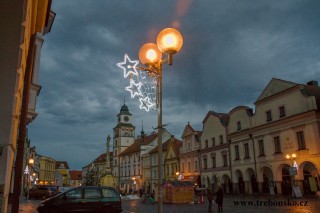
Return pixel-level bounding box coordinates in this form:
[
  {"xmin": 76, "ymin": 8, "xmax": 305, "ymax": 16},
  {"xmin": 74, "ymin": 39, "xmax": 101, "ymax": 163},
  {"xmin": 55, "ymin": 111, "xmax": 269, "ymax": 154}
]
[{"xmin": 106, "ymin": 135, "xmax": 111, "ymax": 172}]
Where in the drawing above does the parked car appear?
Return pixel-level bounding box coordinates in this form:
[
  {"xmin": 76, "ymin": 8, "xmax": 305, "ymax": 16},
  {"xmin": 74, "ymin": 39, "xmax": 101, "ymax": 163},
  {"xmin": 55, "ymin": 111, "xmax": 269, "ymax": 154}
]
[
  {"xmin": 37, "ymin": 186, "xmax": 122, "ymax": 213},
  {"xmin": 29, "ymin": 185, "xmax": 59, "ymax": 200},
  {"xmin": 58, "ymin": 186, "xmax": 71, "ymax": 193}
]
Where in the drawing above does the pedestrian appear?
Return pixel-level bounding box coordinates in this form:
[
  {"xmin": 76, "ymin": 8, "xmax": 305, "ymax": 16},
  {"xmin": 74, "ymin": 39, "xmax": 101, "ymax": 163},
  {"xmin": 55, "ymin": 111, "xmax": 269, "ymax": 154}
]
[
  {"xmin": 215, "ymin": 186, "xmax": 223, "ymax": 212},
  {"xmin": 207, "ymin": 187, "xmax": 214, "ymax": 212},
  {"xmin": 139, "ymin": 188, "xmax": 143, "ymax": 197}
]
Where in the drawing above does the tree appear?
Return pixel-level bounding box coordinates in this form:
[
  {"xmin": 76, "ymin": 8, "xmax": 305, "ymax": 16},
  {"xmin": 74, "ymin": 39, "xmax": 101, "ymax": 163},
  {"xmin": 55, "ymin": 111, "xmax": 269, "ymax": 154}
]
[{"xmin": 83, "ymin": 165, "xmax": 100, "ymax": 186}]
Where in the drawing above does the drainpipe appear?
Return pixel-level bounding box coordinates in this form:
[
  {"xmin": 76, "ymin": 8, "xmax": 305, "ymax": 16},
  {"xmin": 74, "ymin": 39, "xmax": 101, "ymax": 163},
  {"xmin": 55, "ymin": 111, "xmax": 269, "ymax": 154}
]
[
  {"xmin": 249, "ymin": 134, "xmax": 258, "ymax": 190},
  {"xmin": 228, "ymin": 139, "xmax": 233, "ymax": 195}
]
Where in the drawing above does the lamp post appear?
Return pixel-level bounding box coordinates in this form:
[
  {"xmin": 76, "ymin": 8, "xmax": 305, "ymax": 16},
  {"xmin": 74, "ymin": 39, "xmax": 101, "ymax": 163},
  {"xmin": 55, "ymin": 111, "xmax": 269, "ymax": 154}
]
[
  {"xmin": 286, "ymin": 153, "xmax": 298, "ymax": 197},
  {"xmin": 138, "ymin": 28, "xmax": 183, "ymax": 213}
]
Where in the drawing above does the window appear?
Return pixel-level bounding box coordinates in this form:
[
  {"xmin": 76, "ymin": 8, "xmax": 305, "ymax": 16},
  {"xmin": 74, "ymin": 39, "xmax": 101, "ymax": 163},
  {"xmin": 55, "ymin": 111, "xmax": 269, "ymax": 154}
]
[
  {"xmin": 237, "ymin": 121, "xmax": 241, "ymax": 131},
  {"xmin": 211, "ymin": 138, "xmax": 215, "ymax": 146},
  {"xmin": 84, "ymin": 188, "xmax": 101, "ymax": 199},
  {"xmin": 279, "ymin": 106, "xmax": 286, "ymax": 118},
  {"xmin": 166, "ymin": 167, "xmax": 169, "ymax": 175},
  {"xmin": 182, "ymin": 163, "xmax": 184, "ymax": 172},
  {"xmin": 244, "ymin": 143, "xmax": 250, "ymax": 158},
  {"xmin": 203, "ymin": 158, "xmax": 207, "ymax": 169},
  {"xmin": 219, "ymin": 135, "xmax": 223, "ymax": 144},
  {"xmin": 258, "ymin": 140, "xmax": 265, "ymax": 156},
  {"xmin": 195, "ymin": 160, "xmax": 198, "ymax": 172},
  {"xmin": 188, "ymin": 162, "xmax": 191, "ymax": 172},
  {"xmin": 102, "ymin": 188, "xmax": 117, "ymax": 198},
  {"xmin": 235, "ymin": 145, "xmax": 240, "ymax": 160},
  {"xmin": 66, "ymin": 188, "xmax": 82, "ymax": 199},
  {"xmin": 205, "ymin": 140, "xmax": 208, "ymax": 148},
  {"xmin": 223, "ymin": 154, "xmax": 228, "ymax": 167},
  {"xmin": 212, "ymin": 156, "xmax": 216, "ymax": 168},
  {"xmin": 297, "ymin": 131, "xmax": 306, "ymax": 150},
  {"xmin": 266, "ymin": 110, "xmax": 272, "ymax": 122},
  {"xmin": 274, "ymin": 136, "xmax": 281, "ymax": 153}
]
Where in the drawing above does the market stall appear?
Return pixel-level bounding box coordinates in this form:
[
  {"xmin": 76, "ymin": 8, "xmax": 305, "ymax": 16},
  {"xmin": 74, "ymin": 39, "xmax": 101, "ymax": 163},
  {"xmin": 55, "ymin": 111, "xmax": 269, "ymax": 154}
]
[{"xmin": 163, "ymin": 180, "xmax": 194, "ymax": 204}]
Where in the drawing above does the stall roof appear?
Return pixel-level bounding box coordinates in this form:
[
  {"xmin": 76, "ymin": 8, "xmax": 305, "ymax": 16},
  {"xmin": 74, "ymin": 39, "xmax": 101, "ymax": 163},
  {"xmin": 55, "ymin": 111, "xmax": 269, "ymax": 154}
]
[{"xmin": 163, "ymin": 180, "xmax": 193, "ymax": 187}]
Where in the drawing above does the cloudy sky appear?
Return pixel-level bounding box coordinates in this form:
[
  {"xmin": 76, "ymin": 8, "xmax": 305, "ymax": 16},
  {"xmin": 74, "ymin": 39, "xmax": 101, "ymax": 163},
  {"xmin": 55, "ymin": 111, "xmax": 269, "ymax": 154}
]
[{"xmin": 28, "ymin": 0, "xmax": 320, "ymax": 170}]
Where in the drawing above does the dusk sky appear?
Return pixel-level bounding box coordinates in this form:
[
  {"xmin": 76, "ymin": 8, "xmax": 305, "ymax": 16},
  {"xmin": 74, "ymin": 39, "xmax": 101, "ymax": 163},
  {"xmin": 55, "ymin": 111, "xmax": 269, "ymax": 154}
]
[{"xmin": 28, "ymin": 0, "xmax": 320, "ymax": 170}]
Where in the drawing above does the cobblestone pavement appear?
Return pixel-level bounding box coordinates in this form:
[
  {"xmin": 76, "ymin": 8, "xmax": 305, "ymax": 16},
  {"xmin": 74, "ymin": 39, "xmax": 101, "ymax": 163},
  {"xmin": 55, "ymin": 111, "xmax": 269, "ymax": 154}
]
[
  {"xmin": 122, "ymin": 195, "xmax": 320, "ymax": 213},
  {"xmin": 6, "ymin": 195, "xmax": 320, "ymax": 213}
]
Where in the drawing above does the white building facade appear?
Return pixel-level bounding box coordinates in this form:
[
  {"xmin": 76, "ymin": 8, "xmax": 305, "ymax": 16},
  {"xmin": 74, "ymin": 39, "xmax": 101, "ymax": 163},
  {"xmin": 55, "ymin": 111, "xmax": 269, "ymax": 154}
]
[
  {"xmin": 229, "ymin": 78, "xmax": 320, "ymax": 195},
  {"xmin": 200, "ymin": 111, "xmax": 231, "ymax": 193}
]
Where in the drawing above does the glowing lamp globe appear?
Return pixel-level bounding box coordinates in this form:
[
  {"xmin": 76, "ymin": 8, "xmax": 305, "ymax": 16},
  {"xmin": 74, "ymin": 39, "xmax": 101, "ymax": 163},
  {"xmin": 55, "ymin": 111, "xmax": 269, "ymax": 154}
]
[
  {"xmin": 29, "ymin": 158, "xmax": 34, "ymax": 164},
  {"xmin": 156, "ymin": 28, "xmax": 183, "ymax": 54},
  {"xmin": 139, "ymin": 43, "xmax": 162, "ymax": 65}
]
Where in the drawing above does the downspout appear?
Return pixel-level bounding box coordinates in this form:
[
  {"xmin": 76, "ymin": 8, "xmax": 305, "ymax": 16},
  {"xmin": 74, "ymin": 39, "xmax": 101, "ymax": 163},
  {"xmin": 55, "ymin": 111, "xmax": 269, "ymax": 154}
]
[
  {"xmin": 249, "ymin": 134, "xmax": 258, "ymax": 184},
  {"xmin": 228, "ymin": 139, "xmax": 233, "ymax": 195}
]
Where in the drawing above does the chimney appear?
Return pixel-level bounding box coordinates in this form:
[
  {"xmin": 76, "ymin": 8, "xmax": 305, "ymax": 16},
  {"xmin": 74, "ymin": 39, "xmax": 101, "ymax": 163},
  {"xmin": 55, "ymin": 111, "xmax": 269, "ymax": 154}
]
[{"xmin": 307, "ymin": 80, "xmax": 318, "ymax": 87}]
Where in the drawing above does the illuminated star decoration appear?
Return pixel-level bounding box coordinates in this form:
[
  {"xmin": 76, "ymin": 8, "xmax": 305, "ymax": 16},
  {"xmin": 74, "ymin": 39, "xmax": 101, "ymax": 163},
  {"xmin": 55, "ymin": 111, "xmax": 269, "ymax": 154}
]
[
  {"xmin": 117, "ymin": 54, "xmax": 157, "ymax": 112},
  {"xmin": 125, "ymin": 79, "xmax": 143, "ymax": 98},
  {"xmin": 139, "ymin": 96, "xmax": 154, "ymax": 112},
  {"xmin": 117, "ymin": 54, "xmax": 139, "ymax": 78}
]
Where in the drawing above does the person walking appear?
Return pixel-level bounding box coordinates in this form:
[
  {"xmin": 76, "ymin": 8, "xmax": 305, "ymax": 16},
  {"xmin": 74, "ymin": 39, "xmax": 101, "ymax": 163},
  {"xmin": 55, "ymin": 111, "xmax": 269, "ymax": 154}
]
[
  {"xmin": 215, "ymin": 186, "xmax": 224, "ymax": 212},
  {"xmin": 207, "ymin": 187, "xmax": 214, "ymax": 212}
]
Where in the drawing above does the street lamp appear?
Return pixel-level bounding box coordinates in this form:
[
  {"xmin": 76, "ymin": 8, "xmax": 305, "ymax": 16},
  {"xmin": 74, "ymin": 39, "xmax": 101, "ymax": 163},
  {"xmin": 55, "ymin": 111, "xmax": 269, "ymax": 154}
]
[
  {"xmin": 138, "ymin": 28, "xmax": 183, "ymax": 213},
  {"xmin": 286, "ymin": 153, "xmax": 298, "ymax": 196}
]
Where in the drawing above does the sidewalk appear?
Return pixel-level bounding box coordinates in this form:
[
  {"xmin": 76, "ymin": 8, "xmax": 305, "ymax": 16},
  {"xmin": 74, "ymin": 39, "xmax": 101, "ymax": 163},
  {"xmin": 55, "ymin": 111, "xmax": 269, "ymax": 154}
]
[{"xmin": 7, "ymin": 198, "xmax": 39, "ymax": 213}]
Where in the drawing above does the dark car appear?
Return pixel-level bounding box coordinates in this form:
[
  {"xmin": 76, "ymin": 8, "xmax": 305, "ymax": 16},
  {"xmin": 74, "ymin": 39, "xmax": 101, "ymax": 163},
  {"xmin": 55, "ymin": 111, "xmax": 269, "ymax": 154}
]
[
  {"xmin": 37, "ymin": 186, "xmax": 122, "ymax": 213},
  {"xmin": 29, "ymin": 185, "xmax": 59, "ymax": 200}
]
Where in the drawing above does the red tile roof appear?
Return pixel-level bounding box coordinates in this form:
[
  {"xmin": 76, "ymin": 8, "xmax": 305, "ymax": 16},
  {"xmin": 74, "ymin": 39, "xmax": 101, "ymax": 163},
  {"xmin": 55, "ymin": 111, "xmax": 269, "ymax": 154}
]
[
  {"xmin": 69, "ymin": 170, "xmax": 82, "ymax": 180},
  {"xmin": 119, "ymin": 132, "xmax": 158, "ymax": 156}
]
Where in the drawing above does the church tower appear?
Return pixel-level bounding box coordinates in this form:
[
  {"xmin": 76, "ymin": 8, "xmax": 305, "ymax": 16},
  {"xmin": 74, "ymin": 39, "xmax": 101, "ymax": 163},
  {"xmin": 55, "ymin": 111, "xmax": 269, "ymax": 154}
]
[{"xmin": 112, "ymin": 103, "xmax": 135, "ymax": 183}]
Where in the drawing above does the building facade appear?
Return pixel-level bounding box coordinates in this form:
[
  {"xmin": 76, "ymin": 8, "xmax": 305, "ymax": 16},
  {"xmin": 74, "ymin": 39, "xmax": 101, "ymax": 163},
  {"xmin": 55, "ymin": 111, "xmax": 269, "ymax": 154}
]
[
  {"xmin": 112, "ymin": 103, "xmax": 135, "ymax": 187},
  {"xmin": 179, "ymin": 123, "xmax": 201, "ymax": 186},
  {"xmin": 38, "ymin": 155, "xmax": 56, "ymax": 186},
  {"xmin": 200, "ymin": 111, "xmax": 231, "ymax": 193},
  {"xmin": 0, "ymin": 1, "xmax": 54, "ymax": 212},
  {"xmin": 55, "ymin": 161, "xmax": 70, "ymax": 186},
  {"xmin": 228, "ymin": 78, "xmax": 320, "ymax": 195},
  {"xmin": 118, "ymin": 129, "xmax": 171, "ymax": 194},
  {"xmin": 164, "ymin": 136, "xmax": 182, "ymax": 181}
]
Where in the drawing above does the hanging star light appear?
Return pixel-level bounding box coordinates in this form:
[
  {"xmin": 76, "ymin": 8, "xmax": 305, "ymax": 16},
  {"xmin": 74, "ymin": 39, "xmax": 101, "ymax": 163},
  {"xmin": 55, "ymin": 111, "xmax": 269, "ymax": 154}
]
[
  {"xmin": 125, "ymin": 79, "xmax": 143, "ymax": 98},
  {"xmin": 117, "ymin": 54, "xmax": 139, "ymax": 78},
  {"xmin": 139, "ymin": 96, "xmax": 154, "ymax": 112},
  {"xmin": 117, "ymin": 54, "xmax": 158, "ymax": 112}
]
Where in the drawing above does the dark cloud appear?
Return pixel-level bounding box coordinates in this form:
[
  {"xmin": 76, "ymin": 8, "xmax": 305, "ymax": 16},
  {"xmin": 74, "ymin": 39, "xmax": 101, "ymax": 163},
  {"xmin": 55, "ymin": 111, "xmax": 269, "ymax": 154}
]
[{"xmin": 29, "ymin": 0, "xmax": 320, "ymax": 169}]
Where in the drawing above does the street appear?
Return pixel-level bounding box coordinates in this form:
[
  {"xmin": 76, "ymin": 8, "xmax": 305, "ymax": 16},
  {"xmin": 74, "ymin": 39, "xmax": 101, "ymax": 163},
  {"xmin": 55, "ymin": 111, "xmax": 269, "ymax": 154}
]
[{"xmin": 8, "ymin": 194, "xmax": 320, "ymax": 213}]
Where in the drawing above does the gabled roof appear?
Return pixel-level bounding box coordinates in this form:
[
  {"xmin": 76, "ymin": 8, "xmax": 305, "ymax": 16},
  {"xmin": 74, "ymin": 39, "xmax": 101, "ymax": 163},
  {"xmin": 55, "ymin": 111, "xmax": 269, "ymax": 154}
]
[
  {"xmin": 55, "ymin": 161, "xmax": 69, "ymax": 169},
  {"xmin": 92, "ymin": 152, "xmax": 113, "ymax": 164},
  {"xmin": 255, "ymin": 78, "xmax": 320, "ymax": 107},
  {"xmin": 69, "ymin": 170, "xmax": 82, "ymax": 180},
  {"xmin": 165, "ymin": 137, "xmax": 182, "ymax": 159},
  {"xmin": 255, "ymin": 78, "xmax": 297, "ymax": 103},
  {"xmin": 228, "ymin": 106, "xmax": 254, "ymax": 117},
  {"xmin": 149, "ymin": 139, "xmax": 171, "ymax": 154},
  {"xmin": 202, "ymin": 111, "xmax": 229, "ymax": 127},
  {"xmin": 181, "ymin": 123, "xmax": 200, "ymax": 138},
  {"xmin": 119, "ymin": 132, "xmax": 158, "ymax": 156}
]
